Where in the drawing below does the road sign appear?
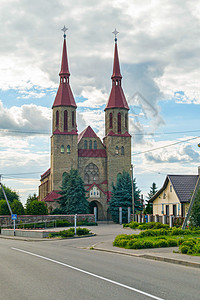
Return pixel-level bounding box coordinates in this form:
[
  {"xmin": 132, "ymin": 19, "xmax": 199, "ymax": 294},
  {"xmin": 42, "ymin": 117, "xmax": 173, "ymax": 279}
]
[{"xmin": 11, "ymin": 214, "xmax": 17, "ymax": 220}]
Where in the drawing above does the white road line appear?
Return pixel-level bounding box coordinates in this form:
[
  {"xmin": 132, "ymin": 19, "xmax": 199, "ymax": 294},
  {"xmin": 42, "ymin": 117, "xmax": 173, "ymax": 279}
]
[{"xmin": 12, "ymin": 247, "xmax": 164, "ymax": 300}]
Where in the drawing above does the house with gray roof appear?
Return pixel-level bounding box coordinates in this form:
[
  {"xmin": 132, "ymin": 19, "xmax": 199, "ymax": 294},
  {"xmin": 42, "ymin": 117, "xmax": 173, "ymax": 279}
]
[{"xmin": 150, "ymin": 168, "xmax": 200, "ymax": 218}]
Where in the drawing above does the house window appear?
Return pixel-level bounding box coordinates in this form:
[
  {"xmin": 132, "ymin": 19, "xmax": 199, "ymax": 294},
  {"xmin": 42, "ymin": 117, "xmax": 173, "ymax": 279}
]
[
  {"xmin": 170, "ymin": 185, "xmax": 172, "ymax": 192},
  {"xmin": 89, "ymin": 140, "xmax": 92, "ymax": 149},
  {"xmin": 166, "ymin": 205, "xmax": 169, "ymax": 216},
  {"xmin": 84, "ymin": 163, "xmax": 99, "ymax": 184},
  {"xmin": 118, "ymin": 112, "xmax": 121, "ymax": 133},
  {"xmin": 121, "ymin": 146, "xmax": 124, "ymax": 155},
  {"xmin": 94, "ymin": 140, "xmax": 97, "ymax": 149},
  {"xmin": 72, "ymin": 111, "xmax": 75, "ymax": 128},
  {"xmin": 84, "ymin": 140, "xmax": 88, "ymax": 149},
  {"xmin": 64, "ymin": 110, "xmax": 68, "ymax": 131},
  {"xmin": 67, "ymin": 145, "xmax": 70, "ymax": 154},
  {"xmin": 115, "ymin": 146, "xmax": 119, "ymax": 155},
  {"xmin": 56, "ymin": 110, "xmax": 59, "ymax": 127},
  {"xmin": 61, "ymin": 145, "xmax": 64, "ymax": 153},
  {"xmin": 173, "ymin": 204, "xmax": 176, "ymax": 216},
  {"xmin": 109, "ymin": 113, "xmax": 113, "ymax": 128}
]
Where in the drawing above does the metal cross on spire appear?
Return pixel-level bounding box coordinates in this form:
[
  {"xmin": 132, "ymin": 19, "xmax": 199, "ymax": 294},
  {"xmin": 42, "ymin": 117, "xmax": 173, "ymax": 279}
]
[
  {"xmin": 112, "ymin": 28, "xmax": 119, "ymax": 43},
  {"xmin": 61, "ymin": 25, "xmax": 68, "ymax": 39}
]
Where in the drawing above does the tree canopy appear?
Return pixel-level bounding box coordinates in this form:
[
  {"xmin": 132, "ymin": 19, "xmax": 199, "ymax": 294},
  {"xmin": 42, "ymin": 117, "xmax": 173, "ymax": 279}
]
[
  {"xmin": 58, "ymin": 169, "xmax": 89, "ymax": 214},
  {"xmin": 26, "ymin": 200, "xmax": 48, "ymax": 215},
  {"xmin": 0, "ymin": 185, "xmax": 24, "ymax": 215},
  {"xmin": 145, "ymin": 182, "xmax": 158, "ymax": 214},
  {"xmin": 109, "ymin": 171, "xmax": 141, "ymax": 223},
  {"xmin": 190, "ymin": 188, "xmax": 200, "ymax": 227},
  {"xmin": 0, "ymin": 185, "xmax": 19, "ymax": 203}
]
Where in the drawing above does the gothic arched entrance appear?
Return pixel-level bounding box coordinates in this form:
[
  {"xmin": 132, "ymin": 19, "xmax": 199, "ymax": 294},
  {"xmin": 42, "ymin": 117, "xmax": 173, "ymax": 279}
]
[{"xmin": 89, "ymin": 200, "xmax": 104, "ymax": 220}]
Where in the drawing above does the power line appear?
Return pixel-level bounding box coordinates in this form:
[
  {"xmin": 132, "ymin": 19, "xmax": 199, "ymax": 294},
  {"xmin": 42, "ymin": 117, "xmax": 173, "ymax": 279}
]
[
  {"xmin": 133, "ymin": 129, "xmax": 200, "ymax": 136},
  {"xmin": 133, "ymin": 135, "xmax": 200, "ymax": 156}
]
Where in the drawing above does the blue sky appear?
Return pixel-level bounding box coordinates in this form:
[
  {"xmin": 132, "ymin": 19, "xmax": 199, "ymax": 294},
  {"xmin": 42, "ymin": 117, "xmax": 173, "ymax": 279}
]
[{"xmin": 0, "ymin": 0, "xmax": 200, "ymax": 204}]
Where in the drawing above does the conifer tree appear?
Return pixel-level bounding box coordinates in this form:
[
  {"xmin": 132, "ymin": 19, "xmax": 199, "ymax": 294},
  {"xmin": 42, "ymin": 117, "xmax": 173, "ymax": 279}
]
[
  {"xmin": 109, "ymin": 171, "xmax": 141, "ymax": 223},
  {"xmin": 146, "ymin": 182, "xmax": 158, "ymax": 214},
  {"xmin": 58, "ymin": 169, "xmax": 89, "ymax": 214},
  {"xmin": 190, "ymin": 188, "xmax": 200, "ymax": 227}
]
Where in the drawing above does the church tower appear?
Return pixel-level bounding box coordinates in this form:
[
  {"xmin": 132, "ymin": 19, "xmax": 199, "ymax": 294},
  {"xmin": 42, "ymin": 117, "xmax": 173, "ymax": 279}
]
[
  {"xmin": 104, "ymin": 30, "xmax": 131, "ymax": 191},
  {"xmin": 51, "ymin": 28, "xmax": 78, "ymax": 191}
]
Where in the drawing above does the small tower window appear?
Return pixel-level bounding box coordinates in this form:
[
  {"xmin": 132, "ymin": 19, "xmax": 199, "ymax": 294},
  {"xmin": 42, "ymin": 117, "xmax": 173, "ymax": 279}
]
[
  {"xmin": 84, "ymin": 140, "xmax": 88, "ymax": 149},
  {"xmin": 72, "ymin": 111, "xmax": 75, "ymax": 128},
  {"xmin": 60, "ymin": 77, "xmax": 62, "ymax": 83},
  {"xmin": 118, "ymin": 112, "xmax": 121, "ymax": 134},
  {"xmin": 56, "ymin": 110, "xmax": 59, "ymax": 127},
  {"xmin": 89, "ymin": 140, "xmax": 92, "ymax": 149},
  {"xmin": 113, "ymin": 80, "xmax": 115, "ymax": 86},
  {"xmin": 116, "ymin": 79, "xmax": 118, "ymax": 86},
  {"xmin": 63, "ymin": 77, "xmax": 66, "ymax": 83},
  {"xmin": 121, "ymin": 146, "xmax": 124, "ymax": 155},
  {"xmin": 125, "ymin": 113, "xmax": 128, "ymax": 130},
  {"xmin": 94, "ymin": 140, "xmax": 97, "ymax": 149},
  {"xmin": 64, "ymin": 110, "xmax": 68, "ymax": 131},
  {"xmin": 109, "ymin": 112, "xmax": 113, "ymax": 128},
  {"xmin": 115, "ymin": 146, "xmax": 119, "ymax": 155},
  {"xmin": 61, "ymin": 145, "xmax": 64, "ymax": 153},
  {"xmin": 67, "ymin": 145, "xmax": 70, "ymax": 154}
]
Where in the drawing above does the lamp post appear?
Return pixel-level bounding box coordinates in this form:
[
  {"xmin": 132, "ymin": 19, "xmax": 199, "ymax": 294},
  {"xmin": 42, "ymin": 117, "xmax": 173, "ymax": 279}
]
[{"xmin": 130, "ymin": 164, "xmax": 135, "ymax": 221}]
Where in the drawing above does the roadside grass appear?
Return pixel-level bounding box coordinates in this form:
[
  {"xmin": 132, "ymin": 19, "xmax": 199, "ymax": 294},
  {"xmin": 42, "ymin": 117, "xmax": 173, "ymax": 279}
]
[{"xmin": 114, "ymin": 226, "xmax": 200, "ymax": 255}]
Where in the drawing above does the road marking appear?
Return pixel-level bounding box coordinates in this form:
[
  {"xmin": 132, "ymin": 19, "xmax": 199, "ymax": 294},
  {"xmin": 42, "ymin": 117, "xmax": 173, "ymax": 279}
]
[{"xmin": 12, "ymin": 247, "xmax": 164, "ymax": 300}]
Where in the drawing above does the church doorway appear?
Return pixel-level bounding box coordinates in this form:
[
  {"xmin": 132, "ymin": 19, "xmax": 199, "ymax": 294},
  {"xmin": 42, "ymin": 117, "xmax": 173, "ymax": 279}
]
[{"xmin": 89, "ymin": 200, "xmax": 104, "ymax": 220}]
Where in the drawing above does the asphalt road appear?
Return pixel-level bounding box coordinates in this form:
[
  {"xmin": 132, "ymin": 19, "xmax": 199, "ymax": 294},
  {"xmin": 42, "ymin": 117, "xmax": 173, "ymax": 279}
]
[{"xmin": 0, "ymin": 225, "xmax": 199, "ymax": 300}]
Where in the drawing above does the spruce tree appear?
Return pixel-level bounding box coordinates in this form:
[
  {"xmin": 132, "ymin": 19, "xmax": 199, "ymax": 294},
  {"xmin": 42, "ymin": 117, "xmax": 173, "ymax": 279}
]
[
  {"xmin": 146, "ymin": 182, "xmax": 158, "ymax": 214},
  {"xmin": 58, "ymin": 169, "xmax": 89, "ymax": 214},
  {"xmin": 190, "ymin": 188, "xmax": 200, "ymax": 227},
  {"xmin": 109, "ymin": 171, "xmax": 141, "ymax": 223}
]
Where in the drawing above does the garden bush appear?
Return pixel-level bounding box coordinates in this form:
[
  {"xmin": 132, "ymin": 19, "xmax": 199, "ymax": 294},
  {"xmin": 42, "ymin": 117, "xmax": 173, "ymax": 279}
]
[{"xmin": 76, "ymin": 227, "xmax": 90, "ymax": 236}]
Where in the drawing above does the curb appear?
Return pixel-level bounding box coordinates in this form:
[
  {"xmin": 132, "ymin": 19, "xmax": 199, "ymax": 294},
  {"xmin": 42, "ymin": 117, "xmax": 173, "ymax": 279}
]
[{"xmin": 92, "ymin": 246, "xmax": 200, "ymax": 269}]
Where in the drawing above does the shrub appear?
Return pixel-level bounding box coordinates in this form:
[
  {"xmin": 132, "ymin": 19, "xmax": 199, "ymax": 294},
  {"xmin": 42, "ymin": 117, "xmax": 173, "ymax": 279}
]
[
  {"xmin": 76, "ymin": 227, "xmax": 90, "ymax": 236},
  {"xmin": 142, "ymin": 240, "xmax": 154, "ymax": 248},
  {"xmin": 167, "ymin": 239, "xmax": 178, "ymax": 247}
]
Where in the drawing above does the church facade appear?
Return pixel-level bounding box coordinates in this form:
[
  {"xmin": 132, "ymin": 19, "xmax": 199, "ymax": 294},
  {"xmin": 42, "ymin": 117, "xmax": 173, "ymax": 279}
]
[{"xmin": 38, "ymin": 31, "xmax": 131, "ymax": 220}]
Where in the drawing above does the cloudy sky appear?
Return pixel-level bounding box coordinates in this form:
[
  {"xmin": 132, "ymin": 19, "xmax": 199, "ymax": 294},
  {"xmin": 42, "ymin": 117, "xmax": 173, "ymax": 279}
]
[{"xmin": 0, "ymin": 0, "xmax": 200, "ymax": 204}]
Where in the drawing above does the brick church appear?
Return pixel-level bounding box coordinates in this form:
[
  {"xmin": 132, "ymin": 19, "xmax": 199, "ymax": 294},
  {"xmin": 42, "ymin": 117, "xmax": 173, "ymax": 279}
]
[{"xmin": 38, "ymin": 29, "xmax": 131, "ymax": 220}]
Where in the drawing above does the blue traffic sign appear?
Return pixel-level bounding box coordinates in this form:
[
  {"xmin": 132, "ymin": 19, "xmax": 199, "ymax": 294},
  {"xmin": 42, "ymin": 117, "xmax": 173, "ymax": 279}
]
[{"xmin": 11, "ymin": 214, "xmax": 17, "ymax": 220}]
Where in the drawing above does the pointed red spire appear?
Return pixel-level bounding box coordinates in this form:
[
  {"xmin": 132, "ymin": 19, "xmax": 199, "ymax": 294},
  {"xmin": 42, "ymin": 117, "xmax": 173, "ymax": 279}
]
[
  {"xmin": 105, "ymin": 35, "xmax": 129, "ymax": 110},
  {"xmin": 59, "ymin": 38, "xmax": 70, "ymax": 76},
  {"xmin": 53, "ymin": 30, "xmax": 77, "ymax": 108},
  {"xmin": 111, "ymin": 42, "xmax": 122, "ymax": 79}
]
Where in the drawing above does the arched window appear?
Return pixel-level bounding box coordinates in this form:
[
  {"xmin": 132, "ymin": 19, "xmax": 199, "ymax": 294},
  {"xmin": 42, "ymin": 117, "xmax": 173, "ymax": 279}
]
[
  {"xmin": 64, "ymin": 110, "xmax": 68, "ymax": 131},
  {"xmin": 125, "ymin": 113, "xmax": 128, "ymax": 129},
  {"xmin": 115, "ymin": 146, "xmax": 119, "ymax": 155},
  {"xmin": 63, "ymin": 77, "xmax": 66, "ymax": 83},
  {"xmin": 61, "ymin": 145, "xmax": 64, "ymax": 153},
  {"xmin": 84, "ymin": 163, "xmax": 99, "ymax": 184},
  {"xmin": 72, "ymin": 111, "xmax": 75, "ymax": 128},
  {"xmin": 121, "ymin": 146, "xmax": 124, "ymax": 155},
  {"xmin": 67, "ymin": 145, "xmax": 70, "ymax": 154},
  {"xmin": 56, "ymin": 110, "xmax": 59, "ymax": 127},
  {"xmin": 116, "ymin": 79, "xmax": 118, "ymax": 85},
  {"xmin": 89, "ymin": 140, "xmax": 92, "ymax": 149},
  {"xmin": 60, "ymin": 77, "xmax": 62, "ymax": 83},
  {"xmin": 94, "ymin": 140, "xmax": 97, "ymax": 149},
  {"xmin": 109, "ymin": 112, "xmax": 113, "ymax": 128},
  {"xmin": 118, "ymin": 112, "xmax": 121, "ymax": 133},
  {"xmin": 84, "ymin": 140, "xmax": 88, "ymax": 149}
]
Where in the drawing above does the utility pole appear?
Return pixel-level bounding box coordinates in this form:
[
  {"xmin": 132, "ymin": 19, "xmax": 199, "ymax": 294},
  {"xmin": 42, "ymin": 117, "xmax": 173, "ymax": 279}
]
[{"xmin": 130, "ymin": 164, "xmax": 135, "ymax": 222}]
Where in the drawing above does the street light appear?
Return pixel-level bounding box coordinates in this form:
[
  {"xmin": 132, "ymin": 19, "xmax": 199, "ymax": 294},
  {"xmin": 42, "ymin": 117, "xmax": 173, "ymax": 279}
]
[{"xmin": 130, "ymin": 164, "xmax": 135, "ymax": 222}]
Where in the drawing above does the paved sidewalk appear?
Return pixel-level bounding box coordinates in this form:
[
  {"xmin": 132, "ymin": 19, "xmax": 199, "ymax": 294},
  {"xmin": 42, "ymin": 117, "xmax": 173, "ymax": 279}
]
[{"xmin": 92, "ymin": 239, "xmax": 200, "ymax": 269}]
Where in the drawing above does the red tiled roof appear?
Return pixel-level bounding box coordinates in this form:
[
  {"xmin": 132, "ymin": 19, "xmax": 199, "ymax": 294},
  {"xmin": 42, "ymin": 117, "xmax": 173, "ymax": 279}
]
[
  {"xmin": 86, "ymin": 182, "xmax": 107, "ymax": 195},
  {"xmin": 78, "ymin": 149, "xmax": 107, "ymax": 158},
  {"xmin": 101, "ymin": 180, "xmax": 108, "ymax": 184},
  {"xmin": 105, "ymin": 85, "xmax": 129, "ymax": 110},
  {"xmin": 53, "ymin": 129, "xmax": 78, "ymax": 135},
  {"xmin": 41, "ymin": 168, "xmax": 51, "ymax": 180},
  {"xmin": 42, "ymin": 191, "xmax": 61, "ymax": 202},
  {"xmin": 59, "ymin": 38, "xmax": 70, "ymax": 76},
  {"xmin": 78, "ymin": 126, "xmax": 98, "ymax": 143},
  {"xmin": 52, "ymin": 83, "xmax": 77, "ymax": 108}
]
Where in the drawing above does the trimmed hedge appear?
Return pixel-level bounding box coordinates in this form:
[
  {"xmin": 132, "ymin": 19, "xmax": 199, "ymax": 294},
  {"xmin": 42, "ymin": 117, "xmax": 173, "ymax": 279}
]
[
  {"xmin": 48, "ymin": 227, "xmax": 91, "ymax": 238},
  {"xmin": 123, "ymin": 221, "xmax": 169, "ymax": 230}
]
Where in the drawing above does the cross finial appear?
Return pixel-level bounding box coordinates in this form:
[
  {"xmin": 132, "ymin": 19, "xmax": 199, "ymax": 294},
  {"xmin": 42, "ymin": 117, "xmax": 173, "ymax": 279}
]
[
  {"xmin": 112, "ymin": 28, "xmax": 119, "ymax": 43},
  {"xmin": 61, "ymin": 25, "xmax": 68, "ymax": 39}
]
